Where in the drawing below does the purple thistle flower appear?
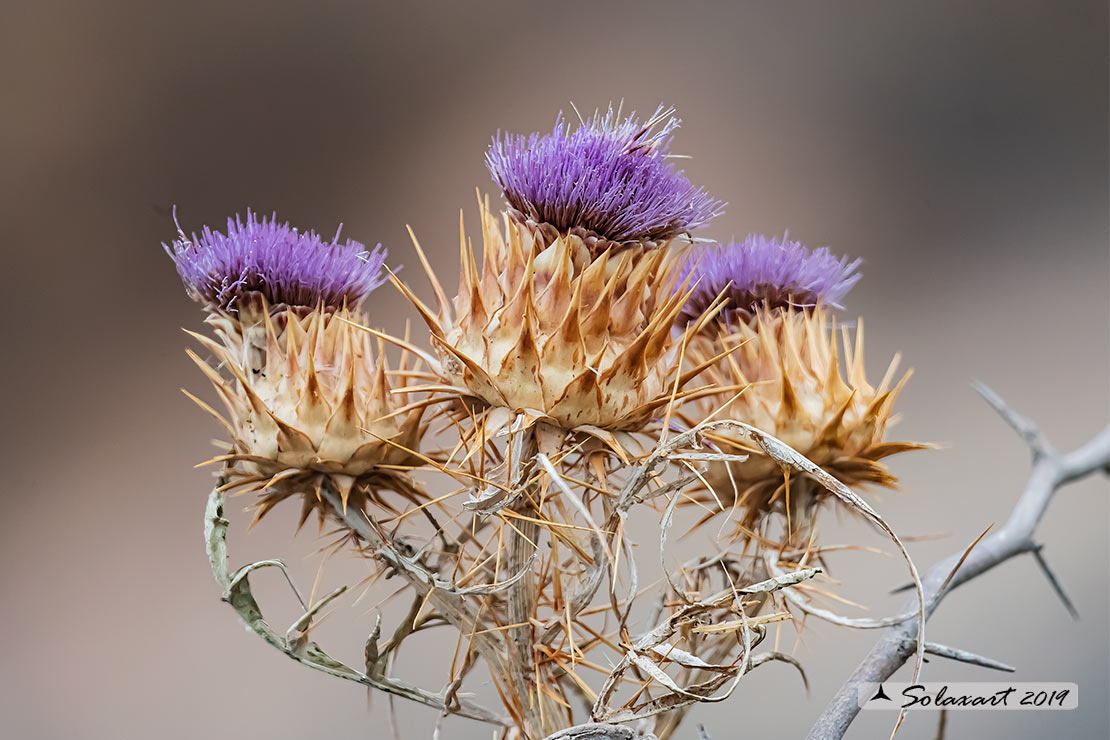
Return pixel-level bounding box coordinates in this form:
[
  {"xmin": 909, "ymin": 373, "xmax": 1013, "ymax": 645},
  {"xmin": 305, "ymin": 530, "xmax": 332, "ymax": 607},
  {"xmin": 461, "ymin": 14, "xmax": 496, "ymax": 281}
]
[
  {"xmin": 165, "ymin": 209, "xmax": 388, "ymax": 312},
  {"xmin": 677, "ymin": 233, "xmax": 862, "ymax": 325},
  {"xmin": 486, "ymin": 104, "xmax": 723, "ymax": 245}
]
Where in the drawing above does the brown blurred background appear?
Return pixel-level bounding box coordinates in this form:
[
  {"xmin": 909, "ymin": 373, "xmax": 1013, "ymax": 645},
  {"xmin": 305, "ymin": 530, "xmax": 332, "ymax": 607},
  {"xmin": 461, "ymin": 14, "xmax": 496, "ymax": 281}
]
[{"xmin": 1, "ymin": 1, "xmax": 1107, "ymax": 738}]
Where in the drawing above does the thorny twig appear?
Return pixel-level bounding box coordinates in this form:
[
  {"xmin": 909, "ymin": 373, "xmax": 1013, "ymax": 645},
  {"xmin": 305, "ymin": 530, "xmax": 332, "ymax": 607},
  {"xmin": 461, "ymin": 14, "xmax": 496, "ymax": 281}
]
[{"xmin": 806, "ymin": 383, "xmax": 1110, "ymax": 740}]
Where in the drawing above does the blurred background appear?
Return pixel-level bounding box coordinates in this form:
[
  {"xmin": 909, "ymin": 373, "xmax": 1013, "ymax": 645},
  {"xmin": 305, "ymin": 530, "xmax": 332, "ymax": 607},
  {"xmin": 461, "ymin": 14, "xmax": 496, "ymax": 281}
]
[{"xmin": 1, "ymin": 1, "xmax": 1107, "ymax": 738}]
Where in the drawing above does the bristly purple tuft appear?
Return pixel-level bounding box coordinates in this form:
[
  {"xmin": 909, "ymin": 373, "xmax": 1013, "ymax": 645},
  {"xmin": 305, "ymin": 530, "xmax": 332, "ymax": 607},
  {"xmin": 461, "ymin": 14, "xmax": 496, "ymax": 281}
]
[
  {"xmin": 676, "ymin": 233, "xmax": 862, "ymax": 325},
  {"xmin": 486, "ymin": 104, "xmax": 723, "ymax": 245},
  {"xmin": 165, "ymin": 209, "xmax": 388, "ymax": 312}
]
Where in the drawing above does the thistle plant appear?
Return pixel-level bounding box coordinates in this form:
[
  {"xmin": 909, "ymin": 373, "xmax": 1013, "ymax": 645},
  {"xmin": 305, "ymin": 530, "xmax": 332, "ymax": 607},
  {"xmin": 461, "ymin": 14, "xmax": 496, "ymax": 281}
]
[{"xmin": 170, "ymin": 106, "xmax": 1109, "ymax": 740}]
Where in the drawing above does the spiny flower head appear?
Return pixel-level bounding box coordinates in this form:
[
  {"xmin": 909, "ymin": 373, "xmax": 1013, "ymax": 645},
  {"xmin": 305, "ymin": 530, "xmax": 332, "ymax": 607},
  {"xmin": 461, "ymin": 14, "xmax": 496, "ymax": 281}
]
[
  {"xmin": 188, "ymin": 306, "xmax": 429, "ymax": 529},
  {"xmin": 678, "ymin": 307, "xmax": 924, "ymax": 549},
  {"xmin": 677, "ymin": 233, "xmax": 861, "ymax": 326},
  {"xmin": 402, "ymin": 201, "xmax": 720, "ymax": 440},
  {"xmin": 166, "ymin": 209, "xmax": 388, "ymax": 312},
  {"xmin": 486, "ymin": 104, "xmax": 723, "ymax": 247}
]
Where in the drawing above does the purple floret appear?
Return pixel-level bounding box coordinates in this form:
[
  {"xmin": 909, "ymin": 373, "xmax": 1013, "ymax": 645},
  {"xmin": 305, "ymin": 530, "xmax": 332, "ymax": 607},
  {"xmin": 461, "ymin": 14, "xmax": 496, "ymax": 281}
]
[
  {"xmin": 486, "ymin": 105, "xmax": 723, "ymax": 245},
  {"xmin": 677, "ymin": 233, "xmax": 862, "ymax": 325},
  {"xmin": 165, "ymin": 209, "xmax": 388, "ymax": 312}
]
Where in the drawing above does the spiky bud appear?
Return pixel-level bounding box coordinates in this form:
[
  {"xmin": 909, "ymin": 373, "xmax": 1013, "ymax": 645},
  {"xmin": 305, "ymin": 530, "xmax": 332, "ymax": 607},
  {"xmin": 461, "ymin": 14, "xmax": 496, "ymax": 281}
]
[
  {"xmin": 677, "ymin": 236, "xmax": 920, "ymax": 547},
  {"xmin": 683, "ymin": 308, "xmax": 925, "ymax": 546},
  {"xmin": 190, "ymin": 307, "xmax": 427, "ymax": 525},
  {"xmin": 401, "ymin": 200, "xmax": 721, "ymax": 439}
]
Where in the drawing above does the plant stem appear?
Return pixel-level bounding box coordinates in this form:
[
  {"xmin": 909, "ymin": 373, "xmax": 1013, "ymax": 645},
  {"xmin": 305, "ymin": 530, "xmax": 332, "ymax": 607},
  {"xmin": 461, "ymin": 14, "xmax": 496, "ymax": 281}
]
[{"xmin": 505, "ymin": 425, "xmax": 562, "ymax": 737}]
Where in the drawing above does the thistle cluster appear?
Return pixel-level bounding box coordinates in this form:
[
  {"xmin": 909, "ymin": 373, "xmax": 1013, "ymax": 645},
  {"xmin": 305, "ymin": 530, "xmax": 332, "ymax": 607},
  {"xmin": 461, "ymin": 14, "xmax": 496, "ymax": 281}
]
[{"xmin": 170, "ymin": 105, "xmax": 923, "ymax": 740}]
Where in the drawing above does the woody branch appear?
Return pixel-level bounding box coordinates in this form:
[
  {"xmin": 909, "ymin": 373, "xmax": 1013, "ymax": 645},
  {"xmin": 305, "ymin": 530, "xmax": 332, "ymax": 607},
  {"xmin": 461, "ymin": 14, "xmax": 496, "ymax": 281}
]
[{"xmin": 806, "ymin": 382, "xmax": 1110, "ymax": 740}]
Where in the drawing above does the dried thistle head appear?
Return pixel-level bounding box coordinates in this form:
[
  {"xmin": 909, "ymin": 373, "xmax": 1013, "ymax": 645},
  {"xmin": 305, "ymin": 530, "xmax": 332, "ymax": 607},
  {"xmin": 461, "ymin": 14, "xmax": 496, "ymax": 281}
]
[
  {"xmin": 696, "ymin": 307, "xmax": 918, "ymax": 499},
  {"xmin": 190, "ymin": 307, "xmax": 427, "ymax": 526},
  {"xmin": 170, "ymin": 212, "xmax": 426, "ymax": 527},
  {"xmin": 486, "ymin": 104, "xmax": 723, "ymax": 250},
  {"xmin": 677, "ymin": 236, "xmax": 921, "ymax": 547},
  {"xmin": 401, "ymin": 200, "xmax": 723, "ymax": 444}
]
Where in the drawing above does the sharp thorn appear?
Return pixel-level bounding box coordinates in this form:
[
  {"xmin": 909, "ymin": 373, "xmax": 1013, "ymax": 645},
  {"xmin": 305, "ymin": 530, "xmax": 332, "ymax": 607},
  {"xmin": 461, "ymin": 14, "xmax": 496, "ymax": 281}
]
[
  {"xmin": 924, "ymin": 641, "xmax": 1016, "ymax": 673},
  {"xmin": 970, "ymin": 379, "xmax": 1052, "ymax": 456},
  {"xmin": 1030, "ymin": 544, "xmax": 1079, "ymax": 620}
]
